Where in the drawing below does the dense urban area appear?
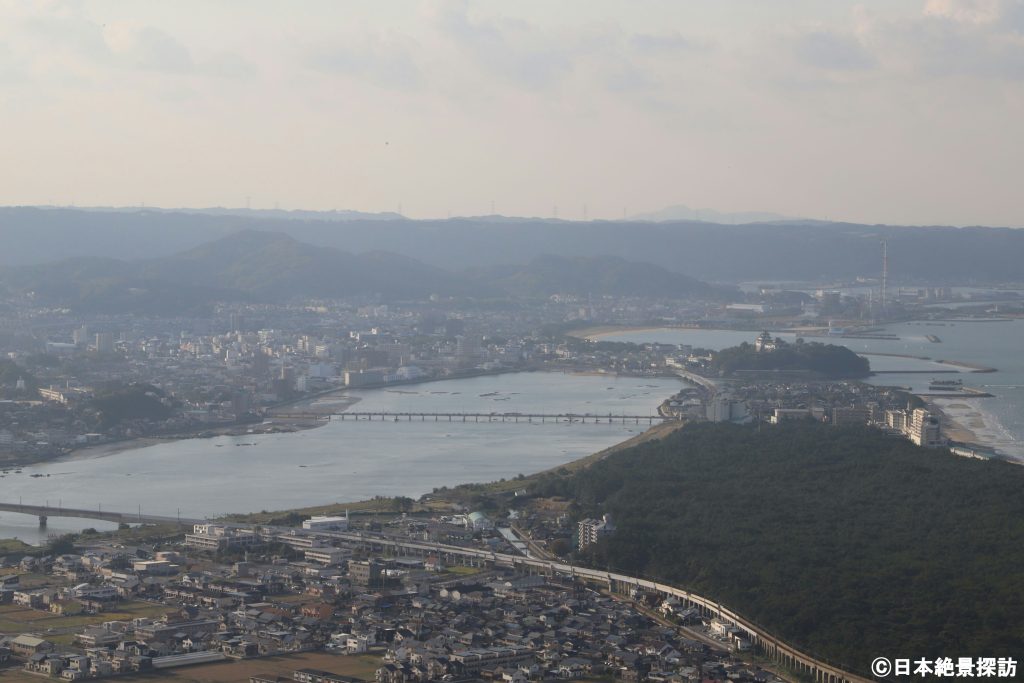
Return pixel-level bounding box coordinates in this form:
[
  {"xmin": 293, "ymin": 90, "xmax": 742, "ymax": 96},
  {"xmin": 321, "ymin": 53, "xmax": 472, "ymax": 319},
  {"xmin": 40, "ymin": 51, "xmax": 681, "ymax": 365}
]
[
  {"xmin": 0, "ymin": 225, "xmax": 1022, "ymax": 682},
  {"xmin": 0, "ymin": 273, "xmax": 1017, "ymax": 465}
]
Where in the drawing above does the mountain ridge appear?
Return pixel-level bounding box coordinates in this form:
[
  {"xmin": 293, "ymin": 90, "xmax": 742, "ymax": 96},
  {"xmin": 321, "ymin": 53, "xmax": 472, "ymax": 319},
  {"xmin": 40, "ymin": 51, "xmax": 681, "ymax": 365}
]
[
  {"xmin": 0, "ymin": 231, "xmax": 726, "ymax": 312},
  {"xmin": 1, "ymin": 207, "xmax": 1022, "ymax": 283}
]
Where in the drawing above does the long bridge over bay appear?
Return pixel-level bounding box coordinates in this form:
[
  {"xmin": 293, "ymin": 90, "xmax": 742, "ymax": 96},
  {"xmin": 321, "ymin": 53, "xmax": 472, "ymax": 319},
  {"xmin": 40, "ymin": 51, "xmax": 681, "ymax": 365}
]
[
  {"xmin": 268, "ymin": 411, "xmax": 675, "ymax": 424},
  {"xmin": 0, "ymin": 501, "xmax": 200, "ymax": 527}
]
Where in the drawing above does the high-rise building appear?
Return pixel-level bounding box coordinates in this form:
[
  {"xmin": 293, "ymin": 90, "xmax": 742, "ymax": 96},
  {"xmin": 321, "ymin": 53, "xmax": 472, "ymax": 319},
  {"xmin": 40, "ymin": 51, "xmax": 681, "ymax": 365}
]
[
  {"xmin": 905, "ymin": 408, "xmax": 942, "ymax": 448},
  {"xmin": 831, "ymin": 407, "xmax": 870, "ymax": 426},
  {"xmin": 94, "ymin": 332, "xmax": 115, "ymax": 353},
  {"xmin": 578, "ymin": 514, "xmax": 615, "ymax": 550},
  {"xmin": 72, "ymin": 325, "xmax": 90, "ymax": 346},
  {"xmin": 885, "ymin": 410, "xmax": 907, "ymax": 432}
]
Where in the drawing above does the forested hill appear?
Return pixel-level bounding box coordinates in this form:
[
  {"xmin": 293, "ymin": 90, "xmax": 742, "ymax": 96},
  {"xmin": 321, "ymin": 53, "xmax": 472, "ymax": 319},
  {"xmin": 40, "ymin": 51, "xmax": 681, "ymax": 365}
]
[
  {"xmin": 533, "ymin": 422, "xmax": 1024, "ymax": 675},
  {"xmin": 712, "ymin": 340, "xmax": 870, "ymax": 378}
]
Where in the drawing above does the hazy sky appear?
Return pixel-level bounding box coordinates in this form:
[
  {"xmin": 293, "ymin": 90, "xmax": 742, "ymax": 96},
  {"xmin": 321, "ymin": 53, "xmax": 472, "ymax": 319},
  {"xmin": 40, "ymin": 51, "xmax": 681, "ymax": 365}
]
[{"xmin": 1, "ymin": 0, "xmax": 1022, "ymax": 225}]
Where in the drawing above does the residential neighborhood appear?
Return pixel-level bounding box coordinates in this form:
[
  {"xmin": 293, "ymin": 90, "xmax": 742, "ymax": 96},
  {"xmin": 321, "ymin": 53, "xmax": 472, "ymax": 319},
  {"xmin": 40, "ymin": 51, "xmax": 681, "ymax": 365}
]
[{"xmin": 0, "ymin": 510, "xmax": 787, "ymax": 683}]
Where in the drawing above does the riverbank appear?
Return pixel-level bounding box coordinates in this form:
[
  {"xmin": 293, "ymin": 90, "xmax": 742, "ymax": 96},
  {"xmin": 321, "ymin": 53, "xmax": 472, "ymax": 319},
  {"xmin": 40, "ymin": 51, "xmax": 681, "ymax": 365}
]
[
  {"xmin": 38, "ymin": 372, "xmax": 525, "ymax": 467},
  {"xmin": 57, "ymin": 413, "xmax": 338, "ymax": 464},
  {"xmin": 0, "ymin": 370, "xmax": 683, "ymax": 526},
  {"xmin": 229, "ymin": 418, "xmax": 687, "ymax": 524},
  {"xmin": 38, "ymin": 368, "xmax": 665, "ymax": 468},
  {"xmin": 572, "ymin": 324, "xmax": 708, "ymax": 340}
]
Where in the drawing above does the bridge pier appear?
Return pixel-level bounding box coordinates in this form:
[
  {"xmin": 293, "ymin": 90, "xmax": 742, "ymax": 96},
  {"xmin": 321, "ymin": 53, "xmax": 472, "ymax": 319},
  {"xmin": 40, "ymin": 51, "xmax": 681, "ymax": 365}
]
[{"xmin": 38, "ymin": 515, "xmax": 47, "ymax": 527}]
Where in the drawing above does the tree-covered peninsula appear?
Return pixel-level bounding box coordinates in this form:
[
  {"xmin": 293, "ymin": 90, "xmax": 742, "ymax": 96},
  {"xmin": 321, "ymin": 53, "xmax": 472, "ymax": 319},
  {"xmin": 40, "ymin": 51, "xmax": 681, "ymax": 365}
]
[
  {"xmin": 712, "ymin": 337, "xmax": 870, "ymax": 378},
  {"xmin": 534, "ymin": 422, "xmax": 1024, "ymax": 675}
]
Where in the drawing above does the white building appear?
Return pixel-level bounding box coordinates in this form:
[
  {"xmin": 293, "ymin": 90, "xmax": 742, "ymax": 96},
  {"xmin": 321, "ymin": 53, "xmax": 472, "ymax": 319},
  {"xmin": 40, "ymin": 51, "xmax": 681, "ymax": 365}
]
[
  {"xmin": 70, "ymin": 584, "xmax": 119, "ymax": 601},
  {"xmin": 905, "ymin": 408, "xmax": 943, "ymax": 448},
  {"xmin": 394, "ymin": 365, "xmax": 426, "ymax": 381},
  {"xmin": 302, "ymin": 512, "xmax": 349, "ymax": 531},
  {"xmin": 770, "ymin": 408, "xmax": 811, "ymax": 424},
  {"xmin": 184, "ymin": 524, "xmax": 261, "ymax": 551},
  {"xmin": 466, "ymin": 511, "xmax": 493, "ymax": 531},
  {"xmin": 304, "ymin": 547, "xmax": 350, "ymax": 566}
]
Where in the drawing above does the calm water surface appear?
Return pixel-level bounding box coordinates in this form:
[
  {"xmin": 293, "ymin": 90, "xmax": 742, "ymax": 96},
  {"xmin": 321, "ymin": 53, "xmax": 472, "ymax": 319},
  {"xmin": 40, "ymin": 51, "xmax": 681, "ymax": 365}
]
[{"xmin": 0, "ymin": 372, "xmax": 679, "ymax": 542}]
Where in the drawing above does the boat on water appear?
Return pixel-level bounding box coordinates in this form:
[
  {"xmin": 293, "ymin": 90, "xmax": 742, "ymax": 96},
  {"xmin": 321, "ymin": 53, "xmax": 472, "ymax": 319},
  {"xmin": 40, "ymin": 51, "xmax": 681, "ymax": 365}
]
[{"xmin": 928, "ymin": 378, "xmax": 964, "ymax": 391}]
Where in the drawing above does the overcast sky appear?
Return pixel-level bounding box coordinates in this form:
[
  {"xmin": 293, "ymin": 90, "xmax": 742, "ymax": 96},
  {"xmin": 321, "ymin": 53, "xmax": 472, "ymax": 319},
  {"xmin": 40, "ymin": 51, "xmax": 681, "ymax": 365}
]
[{"xmin": 1, "ymin": 0, "xmax": 1022, "ymax": 225}]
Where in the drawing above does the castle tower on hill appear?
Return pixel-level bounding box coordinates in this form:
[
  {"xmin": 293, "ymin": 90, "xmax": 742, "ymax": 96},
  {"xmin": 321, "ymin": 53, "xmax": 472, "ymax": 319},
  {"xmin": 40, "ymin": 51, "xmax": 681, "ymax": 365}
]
[{"xmin": 754, "ymin": 331, "xmax": 777, "ymax": 353}]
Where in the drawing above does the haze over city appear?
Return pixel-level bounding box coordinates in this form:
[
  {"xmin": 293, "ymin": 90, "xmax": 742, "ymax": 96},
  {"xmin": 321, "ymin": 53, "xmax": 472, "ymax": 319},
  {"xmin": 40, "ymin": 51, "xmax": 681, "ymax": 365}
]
[
  {"xmin": 1, "ymin": 3, "xmax": 1024, "ymax": 683},
  {"xmin": 2, "ymin": 0, "xmax": 1024, "ymax": 225}
]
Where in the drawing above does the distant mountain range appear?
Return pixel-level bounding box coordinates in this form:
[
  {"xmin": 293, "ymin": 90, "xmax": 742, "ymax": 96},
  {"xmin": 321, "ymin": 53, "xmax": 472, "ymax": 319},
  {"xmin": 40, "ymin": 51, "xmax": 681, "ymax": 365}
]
[
  {"xmin": 0, "ymin": 207, "xmax": 1022, "ymax": 284},
  {"xmin": 38, "ymin": 205, "xmax": 405, "ymax": 222},
  {"xmin": 473, "ymin": 255, "xmax": 729, "ymax": 299},
  {"xmin": 0, "ymin": 231, "xmax": 730, "ymax": 313},
  {"xmin": 144, "ymin": 230, "xmax": 467, "ymax": 299},
  {"xmin": 629, "ymin": 204, "xmax": 801, "ymax": 224}
]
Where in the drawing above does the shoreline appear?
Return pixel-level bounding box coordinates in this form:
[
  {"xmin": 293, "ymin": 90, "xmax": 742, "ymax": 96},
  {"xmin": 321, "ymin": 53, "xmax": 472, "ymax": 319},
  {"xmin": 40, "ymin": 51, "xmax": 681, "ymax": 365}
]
[
  {"xmin": 32, "ymin": 370, "xmax": 528, "ymax": 466},
  {"xmin": 59, "ymin": 418, "xmax": 333, "ymax": 463},
  {"xmin": 924, "ymin": 397, "xmax": 1024, "ymax": 463},
  {"xmin": 571, "ymin": 324, "xmax": 677, "ymax": 339},
  {"xmin": 574, "ymin": 324, "xmax": 1019, "ymax": 461},
  {"xmin": 0, "ymin": 371, "xmax": 686, "ymax": 536},
  {"xmin": 39, "ymin": 368, "xmax": 679, "ymax": 466}
]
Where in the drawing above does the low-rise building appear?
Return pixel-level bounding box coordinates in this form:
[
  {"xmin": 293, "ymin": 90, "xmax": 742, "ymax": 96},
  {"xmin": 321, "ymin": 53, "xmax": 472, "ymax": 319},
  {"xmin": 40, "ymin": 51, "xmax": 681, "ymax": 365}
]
[
  {"xmin": 302, "ymin": 514, "xmax": 349, "ymax": 532},
  {"xmin": 185, "ymin": 524, "xmax": 262, "ymax": 551},
  {"xmin": 11, "ymin": 634, "xmax": 52, "ymax": 657},
  {"xmin": 304, "ymin": 548, "xmax": 350, "ymax": 566}
]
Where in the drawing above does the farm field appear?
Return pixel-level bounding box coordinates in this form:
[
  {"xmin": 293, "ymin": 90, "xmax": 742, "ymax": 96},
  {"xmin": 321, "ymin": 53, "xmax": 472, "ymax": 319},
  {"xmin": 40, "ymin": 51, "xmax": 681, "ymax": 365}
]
[{"xmin": 0, "ymin": 652, "xmax": 381, "ymax": 683}]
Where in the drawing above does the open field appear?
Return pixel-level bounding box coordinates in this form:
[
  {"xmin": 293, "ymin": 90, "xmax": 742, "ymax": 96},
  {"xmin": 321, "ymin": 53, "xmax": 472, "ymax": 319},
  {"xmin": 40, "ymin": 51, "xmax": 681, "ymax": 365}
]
[
  {"xmin": 1, "ymin": 573, "xmax": 64, "ymax": 589},
  {"xmin": 0, "ymin": 600, "xmax": 171, "ymax": 634},
  {"xmin": 3, "ymin": 652, "xmax": 386, "ymax": 683},
  {"xmin": 442, "ymin": 565, "xmax": 483, "ymax": 576},
  {"xmin": 126, "ymin": 652, "xmax": 379, "ymax": 683},
  {"xmin": 0, "ymin": 539, "xmax": 32, "ymax": 555},
  {"xmin": 225, "ymin": 495, "xmax": 427, "ymax": 525}
]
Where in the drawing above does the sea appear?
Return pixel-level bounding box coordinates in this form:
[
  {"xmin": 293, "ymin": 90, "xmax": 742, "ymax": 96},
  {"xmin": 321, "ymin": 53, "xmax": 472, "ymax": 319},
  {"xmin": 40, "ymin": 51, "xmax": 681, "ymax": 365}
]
[
  {"xmin": 595, "ymin": 319, "xmax": 1024, "ymax": 460},
  {"xmin": 0, "ymin": 372, "xmax": 680, "ymax": 544}
]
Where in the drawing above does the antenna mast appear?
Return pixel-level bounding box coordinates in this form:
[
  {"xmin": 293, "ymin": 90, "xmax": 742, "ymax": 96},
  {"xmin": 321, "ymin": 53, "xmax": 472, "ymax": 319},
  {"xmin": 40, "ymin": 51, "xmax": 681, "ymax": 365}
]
[{"xmin": 880, "ymin": 239, "xmax": 888, "ymax": 316}]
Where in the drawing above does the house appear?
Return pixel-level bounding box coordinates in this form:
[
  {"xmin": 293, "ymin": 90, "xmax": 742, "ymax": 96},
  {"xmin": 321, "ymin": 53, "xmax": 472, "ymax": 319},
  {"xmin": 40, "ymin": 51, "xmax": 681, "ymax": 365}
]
[
  {"xmin": 300, "ymin": 603, "xmax": 334, "ymax": 621},
  {"xmin": 13, "ymin": 589, "xmax": 46, "ymax": 609},
  {"xmin": 293, "ymin": 668, "xmax": 367, "ymax": 683},
  {"xmin": 50, "ymin": 599, "xmax": 85, "ymax": 616},
  {"xmin": 376, "ymin": 663, "xmax": 413, "ymax": 683},
  {"xmin": 25, "ymin": 653, "xmax": 64, "ymax": 675},
  {"xmin": 11, "ymin": 634, "xmax": 52, "ymax": 657}
]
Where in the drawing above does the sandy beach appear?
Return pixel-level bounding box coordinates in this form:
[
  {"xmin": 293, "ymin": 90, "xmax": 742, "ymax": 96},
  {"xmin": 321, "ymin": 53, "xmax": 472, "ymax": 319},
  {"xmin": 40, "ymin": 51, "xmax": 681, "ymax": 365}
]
[
  {"xmin": 278, "ymin": 391, "xmax": 362, "ymax": 415},
  {"xmin": 926, "ymin": 397, "xmax": 1024, "ymax": 462}
]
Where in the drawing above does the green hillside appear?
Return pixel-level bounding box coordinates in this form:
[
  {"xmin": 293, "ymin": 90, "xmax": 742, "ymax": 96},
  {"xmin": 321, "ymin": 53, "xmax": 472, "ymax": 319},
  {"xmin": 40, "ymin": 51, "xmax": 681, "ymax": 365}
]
[{"xmin": 534, "ymin": 422, "xmax": 1024, "ymax": 675}]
